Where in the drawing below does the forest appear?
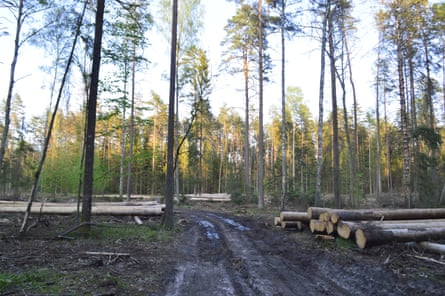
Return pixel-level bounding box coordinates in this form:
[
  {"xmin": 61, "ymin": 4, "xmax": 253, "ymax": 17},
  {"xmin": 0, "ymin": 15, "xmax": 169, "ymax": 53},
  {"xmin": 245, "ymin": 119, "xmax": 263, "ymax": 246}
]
[{"xmin": 1, "ymin": 0, "xmax": 445, "ymax": 219}]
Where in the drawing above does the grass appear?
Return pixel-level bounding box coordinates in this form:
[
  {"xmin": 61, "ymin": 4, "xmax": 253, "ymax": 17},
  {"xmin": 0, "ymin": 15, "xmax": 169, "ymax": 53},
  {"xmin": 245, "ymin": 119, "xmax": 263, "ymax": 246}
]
[
  {"xmin": 335, "ymin": 237, "xmax": 357, "ymax": 249},
  {"xmin": 0, "ymin": 269, "xmax": 60, "ymax": 294},
  {"xmin": 91, "ymin": 224, "xmax": 160, "ymax": 241}
]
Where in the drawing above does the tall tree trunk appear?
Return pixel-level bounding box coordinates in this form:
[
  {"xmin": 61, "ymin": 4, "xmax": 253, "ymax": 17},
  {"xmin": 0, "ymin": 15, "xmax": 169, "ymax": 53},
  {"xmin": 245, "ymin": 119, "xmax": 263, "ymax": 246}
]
[
  {"xmin": 81, "ymin": 0, "xmax": 105, "ymax": 229},
  {"xmin": 396, "ymin": 23, "xmax": 411, "ymax": 208},
  {"xmin": 20, "ymin": 0, "xmax": 88, "ymax": 233},
  {"xmin": 337, "ymin": 65, "xmax": 353, "ymax": 207},
  {"xmin": 243, "ymin": 51, "xmax": 251, "ymax": 198},
  {"xmin": 422, "ymin": 29, "xmax": 438, "ymax": 202},
  {"xmin": 408, "ymin": 51, "xmax": 418, "ymax": 198},
  {"xmin": 292, "ymin": 123, "xmax": 296, "ymax": 191},
  {"xmin": 315, "ymin": 0, "xmax": 329, "ymax": 207},
  {"xmin": 343, "ymin": 34, "xmax": 358, "ymax": 206},
  {"xmin": 258, "ymin": 0, "xmax": 264, "ymax": 208},
  {"xmin": 375, "ymin": 31, "xmax": 382, "ymax": 198},
  {"xmin": 151, "ymin": 117, "xmax": 157, "ymax": 195},
  {"xmin": 126, "ymin": 48, "xmax": 136, "ymax": 201},
  {"xmin": 0, "ymin": 0, "xmax": 23, "ymax": 180},
  {"xmin": 328, "ymin": 5, "xmax": 341, "ymax": 208},
  {"xmin": 384, "ymin": 85, "xmax": 392, "ymax": 193},
  {"xmin": 280, "ymin": 0, "xmax": 287, "ymax": 211},
  {"xmin": 164, "ymin": 0, "xmax": 178, "ymax": 230},
  {"xmin": 119, "ymin": 62, "xmax": 127, "ymax": 199}
]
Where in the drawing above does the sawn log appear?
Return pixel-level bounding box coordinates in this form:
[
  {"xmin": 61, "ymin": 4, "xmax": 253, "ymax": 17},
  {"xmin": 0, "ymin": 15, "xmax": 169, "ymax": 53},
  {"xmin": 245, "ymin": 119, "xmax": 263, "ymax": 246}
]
[
  {"xmin": 307, "ymin": 207, "xmax": 445, "ymax": 221},
  {"xmin": 0, "ymin": 204, "xmax": 165, "ymax": 216},
  {"xmin": 355, "ymin": 227, "xmax": 445, "ymax": 249}
]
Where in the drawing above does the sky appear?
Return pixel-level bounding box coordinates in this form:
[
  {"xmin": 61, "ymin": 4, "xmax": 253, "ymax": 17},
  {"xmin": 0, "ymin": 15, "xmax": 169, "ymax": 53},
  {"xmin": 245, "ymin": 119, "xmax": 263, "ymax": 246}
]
[{"xmin": 0, "ymin": 0, "xmax": 381, "ymax": 123}]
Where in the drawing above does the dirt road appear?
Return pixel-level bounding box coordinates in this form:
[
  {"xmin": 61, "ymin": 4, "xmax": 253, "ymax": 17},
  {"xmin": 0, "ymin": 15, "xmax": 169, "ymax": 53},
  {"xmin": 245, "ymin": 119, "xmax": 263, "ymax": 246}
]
[
  {"xmin": 0, "ymin": 206, "xmax": 443, "ymax": 295},
  {"xmin": 166, "ymin": 209, "xmax": 444, "ymax": 296}
]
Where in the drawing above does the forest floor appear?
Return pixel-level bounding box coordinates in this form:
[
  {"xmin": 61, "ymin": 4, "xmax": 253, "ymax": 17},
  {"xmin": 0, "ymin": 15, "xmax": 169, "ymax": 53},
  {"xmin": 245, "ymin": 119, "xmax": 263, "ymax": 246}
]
[{"xmin": 0, "ymin": 200, "xmax": 444, "ymax": 295}]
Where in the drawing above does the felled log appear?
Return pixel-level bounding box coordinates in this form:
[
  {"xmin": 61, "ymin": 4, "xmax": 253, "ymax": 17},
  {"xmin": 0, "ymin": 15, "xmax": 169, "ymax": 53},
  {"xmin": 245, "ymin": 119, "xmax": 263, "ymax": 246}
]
[
  {"xmin": 274, "ymin": 217, "xmax": 281, "ymax": 226},
  {"xmin": 309, "ymin": 219, "xmax": 334, "ymax": 233},
  {"xmin": 337, "ymin": 220, "xmax": 445, "ymax": 240},
  {"xmin": 336, "ymin": 221, "xmax": 359, "ymax": 239},
  {"xmin": 0, "ymin": 201, "xmax": 160, "ymax": 207},
  {"xmin": 308, "ymin": 207, "xmax": 445, "ymax": 221},
  {"xmin": 417, "ymin": 241, "xmax": 445, "ymax": 255},
  {"xmin": 281, "ymin": 221, "xmax": 303, "ymax": 230},
  {"xmin": 330, "ymin": 213, "xmax": 340, "ymax": 224},
  {"xmin": 0, "ymin": 204, "xmax": 165, "ymax": 216},
  {"xmin": 355, "ymin": 227, "xmax": 445, "ymax": 249},
  {"xmin": 309, "ymin": 220, "xmax": 325, "ymax": 233},
  {"xmin": 279, "ymin": 211, "xmax": 310, "ymax": 222},
  {"xmin": 319, "ymin": 212, "xmax": 330, "ymax": 222}
]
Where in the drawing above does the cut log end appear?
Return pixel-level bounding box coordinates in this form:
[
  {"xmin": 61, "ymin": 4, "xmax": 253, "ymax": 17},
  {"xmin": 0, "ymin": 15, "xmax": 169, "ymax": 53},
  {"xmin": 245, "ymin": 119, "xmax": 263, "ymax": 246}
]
[
  {"xmin": 355, "ymin": 229, "xmax": 367, "ymax": 249},
  {"xmin": 274, "ymin": 217, "xmax": 281, "ymax": 226}
]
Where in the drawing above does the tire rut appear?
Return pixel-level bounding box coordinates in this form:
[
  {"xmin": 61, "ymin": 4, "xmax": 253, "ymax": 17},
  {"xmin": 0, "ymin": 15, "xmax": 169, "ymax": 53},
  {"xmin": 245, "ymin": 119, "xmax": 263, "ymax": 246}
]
[{"xmin": 165, "ymin": 210, "xmax": 412, "ymax": 296}]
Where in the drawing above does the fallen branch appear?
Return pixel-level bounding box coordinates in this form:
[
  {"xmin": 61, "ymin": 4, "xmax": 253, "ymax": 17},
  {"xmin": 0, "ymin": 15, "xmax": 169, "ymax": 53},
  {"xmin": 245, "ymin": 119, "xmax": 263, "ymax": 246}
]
[
  {"xmin": 409, "ymin": 254, "xmax": 445, "ymax": 266},
  {"xmin": 85, "ymin": 251, "xmax": 130, "ymax": 257}
]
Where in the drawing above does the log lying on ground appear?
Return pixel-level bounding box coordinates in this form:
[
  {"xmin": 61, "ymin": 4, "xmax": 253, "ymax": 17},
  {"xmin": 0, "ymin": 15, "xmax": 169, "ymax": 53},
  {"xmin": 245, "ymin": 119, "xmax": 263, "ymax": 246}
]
[
  {"xmin": 0, "ymin": 204, "xmax": 165, "ymax": 216},
  {"xmin": 337, "ymin": 221, "xmax": 360, "ymax": 239},
  {"xmin": 281, "ymin": 221, "xmax": 303, "ymax": 230},
  {"xmin": 274, "ymin": 217, "xmax": 281, "ymax": 226},
  {"xmin": 417, "ymin": 241, "xmax": 445, "ymax": 255},
  {"xmin": 309, "ymin": 220, "xmax": 325, "ymax": 233},
  {"xmin": 355, "ymin": 227, "xmax": 445, "ymax": 249},
  {"xmin": 0, "ymin": 201, "xmax": 161, "ymax": 207},
  {"xmin": 337, "ymin": 219, "xmax": 445, "ymax": 240},
  {"xmin": 309, "ymin": 219, "xmax": 334, "ymax": 234},
  {"xmin": 308, "ymin": 207, "xmax": 445, "ymax": 221},
  {"xmin": 279, "ymin": 211, "xmax": 310, "ymax": 223}
]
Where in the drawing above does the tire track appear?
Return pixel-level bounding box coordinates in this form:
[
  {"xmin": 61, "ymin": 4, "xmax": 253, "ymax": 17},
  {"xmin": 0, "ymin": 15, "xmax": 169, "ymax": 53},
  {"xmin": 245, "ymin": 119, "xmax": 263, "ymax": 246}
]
[{"xmin": 166, "ymin": 210, "xmax": 410, "ymax": 296}]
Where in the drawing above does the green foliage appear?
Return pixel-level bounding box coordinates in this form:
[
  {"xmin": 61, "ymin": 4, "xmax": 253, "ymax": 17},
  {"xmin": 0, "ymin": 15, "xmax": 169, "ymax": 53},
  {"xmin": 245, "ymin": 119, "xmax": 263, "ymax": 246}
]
[
  {"xmin": 413, "ymin": 126, "xmax": 442, "ymax": 150},
  {"xmin": 0, "ymin": 269, "xmax": 59, "ymax": 294},
  {"xmin": 286, "ymin": 189, "xmax": 315, "ymax": 207},
  {"xmin": 335, "ymin": 237, "xmax": 356, "ymax": 249}
]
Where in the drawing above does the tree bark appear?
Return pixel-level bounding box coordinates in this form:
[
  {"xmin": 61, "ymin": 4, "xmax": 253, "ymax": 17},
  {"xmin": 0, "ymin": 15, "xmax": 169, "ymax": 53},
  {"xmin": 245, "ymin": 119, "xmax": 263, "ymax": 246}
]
[
  {"xmin": 308, "ymin": 207, "xmax": 445, "ymax": 221},
  {"xmin": 396, "ymin": 17, "xmax": 412, "ymax": 207},
  {"xmin": 328, "ymin": 4, "xmax": 341, "ymax": 208},
  {"xmin": 163, "ymin": 0, "xmax": 178, "ymax": 230},
  {"xmin": 257, "ymin": 0, "xmax": 264, "ymax": 209},
  {"xmin": 356, "ymin": 227, "xmax": 445, "ymax": 249},
  {"xmin": 279, "ymin": 0, "xmax": 287, "ymax": 211},
  {"xmin": 417, "ymin": 241, "xmax": 445, "ymax": 255},
  {"xmin": 314, "ymin": 0, "xmax": 329, "ymax": 206},
  {"xmin": 279, "ymin": 211, "xmax": 310, "ymax": 222},
  {"xmin": 338, "ymin": 219, "xmax": 445, "ymax": 240},
  {"xmin": 0, "ymin": 0, "xmax": 23, "ymax": 177},
  {"xmin": 4, "ymin": 204, "xmax": 164, "ymax": 216},
  {"xmin": 82, "ymin": 0, "xmax": 105, "ymax": 231}
]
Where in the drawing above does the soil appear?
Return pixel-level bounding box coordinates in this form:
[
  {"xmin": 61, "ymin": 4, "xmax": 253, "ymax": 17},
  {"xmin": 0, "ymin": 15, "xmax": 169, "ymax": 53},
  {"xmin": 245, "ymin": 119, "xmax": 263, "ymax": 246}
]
[{"xmin": 0, "ymin": 202, "xmax": 444, "ymax": 295}]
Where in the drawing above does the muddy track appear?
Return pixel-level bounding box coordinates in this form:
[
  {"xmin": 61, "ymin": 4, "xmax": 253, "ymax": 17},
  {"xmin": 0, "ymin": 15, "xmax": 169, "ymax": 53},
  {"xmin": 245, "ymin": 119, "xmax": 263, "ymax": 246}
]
[{"xmin": 165, "ymin": 210, "xmax": 435, "ymax": 296}]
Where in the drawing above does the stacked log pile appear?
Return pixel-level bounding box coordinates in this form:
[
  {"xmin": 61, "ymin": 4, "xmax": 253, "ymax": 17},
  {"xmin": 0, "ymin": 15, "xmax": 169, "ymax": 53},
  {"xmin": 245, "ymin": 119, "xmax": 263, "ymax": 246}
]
[
  {"xmin": 278, "ymin": 207, "xmax": 445, "ymax": 251},
  {"xmin": 274, "ymin": 211, "xmax": 309, "ymax": 231}
]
